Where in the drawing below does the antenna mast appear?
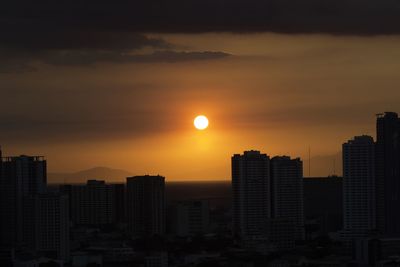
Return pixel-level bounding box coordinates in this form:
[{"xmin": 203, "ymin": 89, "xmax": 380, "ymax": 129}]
[
  {"xmin": 333, "ymin": 158, "xmax": 336, "ymax": 176},
  {"xmin": 308, "ymin": 146, "xmax": 311, "ymax": 177}
]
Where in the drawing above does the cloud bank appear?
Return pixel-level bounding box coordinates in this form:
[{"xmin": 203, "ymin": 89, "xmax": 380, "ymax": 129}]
[
  {"xmin": 2, "ymin": 0, "xmax": 400, "ymax": 35},
  {"xmin": 2, "ymin": 0, "xmax": 399, "ymax": 72}
]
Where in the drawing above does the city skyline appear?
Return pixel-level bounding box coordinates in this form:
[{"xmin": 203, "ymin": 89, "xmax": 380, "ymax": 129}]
[
  {"xmin": 0, "ymin": 110, "xmax": 387, "ymax": 182},
  {"xmin": 3, "ymin": 1, "xmax": 400, "ymax": 265},
  {"xmin": 0, "ymin": 109, "xmax": 386, "ymax": 183},
  {"xmin": 2, "ymin": 112, "xmax": 400, "ymax": 265}
]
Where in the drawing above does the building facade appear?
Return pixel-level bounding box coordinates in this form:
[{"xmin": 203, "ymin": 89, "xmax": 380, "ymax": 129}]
[
  {"xmin": 270, "ymin": 156, "xmax": 305, "ymax": 240},
  {"xmin": 232, "ymin": 150, "xmax": 271, "ymax": 240},
  {"xmin": 126, "ymin": 175, "xmax": 166, "ymax": 237},
  {"xmin": 342, "ymin": 135, "xmax": 376, "ymax": 243},
  {"xmin": 303, "ymin": 176, "xmax": 343, "ymax": 235},
  {"xmin": 0, "ymin": 154, "xmax": 46, "ymax": 247},
  {"xmin": 61, "ymin": 180, "xmax": 114, "ymax": 226},
  {"xmin": 0, "ymin": 152, "xmax": 69, "ymax": 262},
  {"xmin": 110, "ymin": 183, "xmax": 126, "ymax": 224},
  {"xmin": 232, "ymin": 151, "xmax": 305, "ymax": 250},
  {"xmin": 35, "ymin": 193, "xmax": 70, "ymax": 261},
  {"xmin": 170, "ymin": 200, "xmax": 210, "ymax": 237},
  {"xmin": 376, "ymin": 112, "xmax": 400, "ymax": 236}
]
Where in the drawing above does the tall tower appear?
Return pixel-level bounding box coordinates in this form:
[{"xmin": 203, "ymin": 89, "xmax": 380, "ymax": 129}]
[
  {"xmin": 342, "ymin": 136, "xmax": 376, "ymax": 243},
  {"xmin": 35, "ymin": 193, "xmax": 70, "ymax": 261},
  {"xmin": 110, "ymin": 183, "xmax": 126, "ymax": 224},
  {"xmin": 376, "ymin": 112, "xmax": 400, "ymax": 236},
  {"xmin": 232, "ymin": 150, "xmax": 271, "ymax": 240},
  {"xmin": 0, "ymin": 146, "xmax": 3, "ymax": 245},
  {"xmin": 0, "ymin": 155, "xmax": 46, "ymax": 247},
  {"xmin": 126, "ymin": 175, "xmax": 165, "ymax": 238},
  {"xmin": 270, "ymin": 156, "xmax": 304, "ymax": 240}
]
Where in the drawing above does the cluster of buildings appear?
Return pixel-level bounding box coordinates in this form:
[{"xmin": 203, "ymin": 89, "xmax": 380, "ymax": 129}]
[
  {"xmin": 340, "ymin": 112, "xmax": 400, "ymax": 265},
  {"xmin": 1, "ymin": 111, "xmax": 400, "ymax": 266},
  {"xmin": 0, "ymin": 154, "xmax": 70, "ymax": 263},
  {"xmin": 0, "ymin": 155, "xmax": 210, "ymax": 266},
  {"xmin": 232, "ymin": 152, "xmax": 304, "ymax": 251}
]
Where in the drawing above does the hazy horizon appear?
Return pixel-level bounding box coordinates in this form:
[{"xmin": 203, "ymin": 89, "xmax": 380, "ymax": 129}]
[{"xmin": 41, "ymin": 150, "xmax": 343, "ymax": 183}]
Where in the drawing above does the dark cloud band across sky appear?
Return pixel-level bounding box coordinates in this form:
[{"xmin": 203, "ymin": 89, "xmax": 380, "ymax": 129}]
[
  {"xmin": 2, "ymin": 0, "xmax": 400, "ymax": 35},
  {"xmin": 2, "ymin": 0, "xmax": 400, "ymax": 72}
]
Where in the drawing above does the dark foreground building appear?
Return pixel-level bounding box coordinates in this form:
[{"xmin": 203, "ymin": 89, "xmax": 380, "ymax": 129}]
[
  {"xmin": 0, "ymin": 154, "xmax": 46, "ymax": 247},
  {"xmin": 376, "ymin": 112, "xmax": 400, "ymax": 236},
  {"xmin": 341, "ymin": 136, "xmax": 376, "ymax": 246},
  {"xmin": 232, "ymin": 150, "xmax": 271, "ymax": 240},
  {"xmin": 0, "ymin": 152, "xmax": 69, "ymax": 262},
  {"xmin": 303, "ymin": 176, "xmax": 343, "ymax": 235},
  {"xmin": 60, "ymin": 180, "xmax": 125, "ymax": 226},
  {"xmin": 232, "ymin": 151, "xmax": 304, "ymax": 250},
  {"xmin": 126, "ymin": 175, "xmax": 166, "ymax": 238}
]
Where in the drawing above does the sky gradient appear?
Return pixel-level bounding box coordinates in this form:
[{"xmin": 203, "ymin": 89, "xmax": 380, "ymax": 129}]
[{"xmin": 2, "ymin": 1, "xmax": 400, "ymax": 181}]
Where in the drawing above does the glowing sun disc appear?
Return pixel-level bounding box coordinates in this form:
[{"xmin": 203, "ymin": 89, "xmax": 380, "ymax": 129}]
[{"xmin": 194, "ymin": 115, "xmax": 209, "ymax": 130}]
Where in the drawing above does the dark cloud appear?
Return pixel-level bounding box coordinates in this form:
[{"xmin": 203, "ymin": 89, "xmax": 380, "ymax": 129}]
[
  {"xmin": 0, "ymin": 58, "xmax": 36, "ymax": 73},
  {"xmin": 0, "ymin": 31, "xmax": 230, "ymax": 72},
  {"xmin": 0, "ymin": 49, "xmax": 230, "ymax": 73},
  {"xmin": 2, "ymin": 0, "xmax": 400, "ymax": 35},
  {"xmin": 0, "ymin": 31, "xmax": 170, "ymax": 51},
  {"xmin": 40, "ymin": 50, "xmax": 230, "ymax": 66},
  {"xmin": 2, "ymin": 0, "xmax": 398, "ymax": 72},
  {"xmin": 0, "ymin": 32, "xmax": 170, "ymax": 72}
]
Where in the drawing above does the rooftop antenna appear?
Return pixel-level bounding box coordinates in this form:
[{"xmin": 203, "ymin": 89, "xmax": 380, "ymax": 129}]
[
  {"xmin": 308, "ymin": 146, "xmax": 311, "ymax": 177},
  {"xmin": 333, "ymin": 158, "xmax": 336, "ymax": 176}
]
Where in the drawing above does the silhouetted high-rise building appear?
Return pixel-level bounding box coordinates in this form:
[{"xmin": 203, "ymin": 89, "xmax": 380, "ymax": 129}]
[
  {"xmin": 126, "ymin": 175, "xmax": 166, "ymax": 238},
  {"xmin": 0, "ymin": 152, "xmax": 69, "ymax": 262},
  {"xmin": 170, "ymin": 200, "xmax": 210, "ymax": 237},
  {"xmin": 270, "ymin": 156, "xmax": 305, "ymax": 240},
  {"xmin": 110, "ymin": 183, "xmax": 126, "ymax": 224},
  {"xmin": 61, "ymin": 180, "xmax": 114, "ymax": 226},
  {"xmin": 0, "ymin": 154, "xmax": 46, "ymax": 247},
  {"xmin": 341, "ymin": 136, "xmax": 376, "ymax": 244},
  {"xmin": 376, "ymin": 112, "xmax": 400, "ymax": 236},
  {"xmin": 232, "ymin": 150, "xmax": 271, "ymax": 240},
  {"xmin": 303, "ymin": 176, "xmax": 343, "ymax": 235},
  {"xmin": 35, "ymin": 193, "xmax": 70, "ymax": 261},
  {"xmin": 232, "ymin": 151, "xmax": 305, "ymax": 249},
  {"xmin": 0, "ymin": 148, "xmax": 3, "ymax": 246}
]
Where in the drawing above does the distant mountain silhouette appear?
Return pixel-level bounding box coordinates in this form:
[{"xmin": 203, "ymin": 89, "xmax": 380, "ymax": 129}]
[
  {"xmin": 48, "ymin": 153, "xmax": 342, "ymax": 183},
  {"xmin": 48, "ymin": 167, "xmax": 133, "ymax": 184}
]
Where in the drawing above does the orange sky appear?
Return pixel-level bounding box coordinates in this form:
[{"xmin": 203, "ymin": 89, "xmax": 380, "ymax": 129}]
[{"xmin": 2, "ymin": 33, "xmax": 400, "ymax": 181}]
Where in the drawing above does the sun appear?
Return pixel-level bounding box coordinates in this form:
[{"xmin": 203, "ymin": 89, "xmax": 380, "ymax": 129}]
[{"xmin": 194, "ymin": 115, "xmax": 209, "ymax": 130}]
